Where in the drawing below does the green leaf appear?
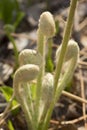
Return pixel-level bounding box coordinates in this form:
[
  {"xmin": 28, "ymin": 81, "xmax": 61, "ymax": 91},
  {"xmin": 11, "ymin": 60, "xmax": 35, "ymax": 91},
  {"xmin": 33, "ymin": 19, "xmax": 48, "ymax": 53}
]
[
  {"xmin": 7, "ymin": 120, "xmax": 15, "ymax": 130},
  {"xmin": 14, "ymin": 12, "xmax": 25, "ymax": 29},
  {"xmin": 30, "ymin": 83, "xmax": 36, "ymax": 100},
  {"xmin": 65, "ymin": 79, "xmax": 72, "ymax": 91},
  {"xmin": 0, "ymin": 0, "xmax": 20, "ymax": 24},
  {"xmin": 46, "ymin": 58, "xmax": 54, "ymax": 72},
  {"xmin": 55, "ymin": 20, "xmax": 59, "ymax": 34},
  {"xmin": 0, "ymin": 86, "xmax": 20, "ymax": 115},
  {"xmin": 45, "ymin": 39, "xmax": 54, "ymax": 72},
  {"xmin": 0, "ymin": 86, "xmax": 18, "ymax": 107},
  {"xmin": 0, "ymin": 86, "xmax": 13, "ymax": 102}
]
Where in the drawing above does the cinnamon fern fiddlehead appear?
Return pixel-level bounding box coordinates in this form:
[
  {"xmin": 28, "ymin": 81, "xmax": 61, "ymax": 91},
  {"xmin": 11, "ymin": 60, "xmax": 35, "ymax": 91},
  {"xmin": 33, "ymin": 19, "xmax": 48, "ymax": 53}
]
[{"xmin": 13, "ymin": 0, "xmax": 79, "ymax": 129}]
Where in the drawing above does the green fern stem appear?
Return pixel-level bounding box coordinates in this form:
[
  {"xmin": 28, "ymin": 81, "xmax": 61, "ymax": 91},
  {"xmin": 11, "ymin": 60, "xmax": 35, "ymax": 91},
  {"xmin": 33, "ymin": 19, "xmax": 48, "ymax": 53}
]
[
  {"xmin": 7, "ymin": 33, "xmax": 19, "ymax": 69},
  {"xmin": 54, "ymin": 0, "xmax": 78, "ymax": 93}
]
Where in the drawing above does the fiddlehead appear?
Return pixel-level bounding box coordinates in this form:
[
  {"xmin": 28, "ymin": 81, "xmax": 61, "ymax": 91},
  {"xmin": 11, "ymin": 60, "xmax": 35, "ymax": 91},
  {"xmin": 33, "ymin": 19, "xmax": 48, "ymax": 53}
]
[
  {"xmin": 39, "ymin": 73, "xmax": 54, "ymax": 121},
  {"xmin": 12, "ymin": 3, "xmax": 79, "ymax": 129},
  {"xmin": 19, "ymin": 49, "xmax": 42, "ymax": 66},
  {"xmin": 13, "ymin": 64, "xmax": 39, "ymax": 130},
  {"xmin": 55, "ymin": 39, "xmax": 79, "ymax": 99},
  {"xmin": 35, "ymin": 11, "xmax": 56, "ymax": 123},
  {"xmin": 42, "ymin": 40, "xmax": 79, "ymax": 130},
  {"xmin": 38, "ymin": 11, "xmax": 56, "ymax": 38}
]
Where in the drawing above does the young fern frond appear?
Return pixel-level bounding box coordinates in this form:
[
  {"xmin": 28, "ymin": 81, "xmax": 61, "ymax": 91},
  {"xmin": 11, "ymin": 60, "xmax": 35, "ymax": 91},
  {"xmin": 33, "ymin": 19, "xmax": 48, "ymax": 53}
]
[
  {"xmin": 41, "ymin": 39, "xmax": 79, "ymax": 130},
  {"xmin": 39, "ymin": 11, "xmax": 56, "ymax": 38},
  {"xmin": 55, "ymin": 39, "xmax": 79, "ymax": 100},
  {"xmin": 35, "ymin": 11, "xmax": 56, "ymax": 124},
  {"xmin": 13, "ymin": 64, "xmax": 39, "ymax": 130},
  {"xmin": 13, "ymin": 1, "xmax": 79, "ymax": 129},
  {"xmin": 19, "ymin": 49, "xmax": 42, "ymax": 66}
]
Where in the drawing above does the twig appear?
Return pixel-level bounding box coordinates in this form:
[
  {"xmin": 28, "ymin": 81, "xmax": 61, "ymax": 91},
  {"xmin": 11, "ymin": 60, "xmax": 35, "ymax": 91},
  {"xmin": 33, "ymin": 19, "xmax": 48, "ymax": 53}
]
[
  {"xmin": 62, "ymin": 90, "xmax": 87, "ymax": 104},
  {"xmin": 0, "ymin": 29, "xmax": 36, "ymax": 42},
  {"xmin": 11, "ymin": 33, "xmax": 36, "ymax": 41},
  {"xmin": 80, "ymin": 52, "xmax": 87, "ymax": 58},
  {"xmin": 80, "ymin": 47, "xmax": 87, "ymax": 54},
  {"xmin": 0, "ymin": 94, "xmax": 14, "ymax": 126},
  {"xmin": 79, "ymin": 66, "xmax": 87, "ymax": 129},
  {"xmin": 50, "ymin": 115, "xmax": 87, "ymax": 125},
  {"xmin": 0, "ymin": 104, "xmax": 20, "ymax": 126},
  {"xmin": 79, "ymin": 18, "xmax": 87, "ymax": 31},
  {"xmin": 78, "ymin": 61, "xmax": 87, "ymax": 66}
]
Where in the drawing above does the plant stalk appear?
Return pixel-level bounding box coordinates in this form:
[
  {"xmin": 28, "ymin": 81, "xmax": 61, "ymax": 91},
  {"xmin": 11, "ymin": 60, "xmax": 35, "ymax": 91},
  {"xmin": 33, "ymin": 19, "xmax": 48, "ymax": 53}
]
[
  {"xmin": 42, "ymin": 0, "xmax": 78, "ymax": 130},
  {"xmin": 35, "ymin": 29, "xmax": 45, "ymax": 127},
  {"xmin": 54, "ymin": 0, "xmax": 78, "ymax": 93},
  {"xmin": 7, "ymin": 33, "xmax": 19, "ymax": 69}
]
